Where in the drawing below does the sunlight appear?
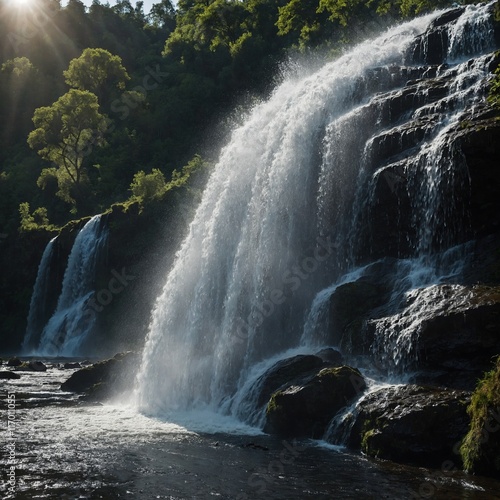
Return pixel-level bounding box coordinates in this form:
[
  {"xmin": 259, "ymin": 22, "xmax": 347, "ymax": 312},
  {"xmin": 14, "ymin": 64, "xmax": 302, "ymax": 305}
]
[{"xmin": 7, "ymin": 0, "xmax": 35, "ymax": 8}]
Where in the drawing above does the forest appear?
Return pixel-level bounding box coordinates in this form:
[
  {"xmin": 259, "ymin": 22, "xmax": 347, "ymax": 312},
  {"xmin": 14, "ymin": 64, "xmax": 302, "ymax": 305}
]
[{"xmin": 0, "ymin": 0, "xmax": 488, "ymax": 233}]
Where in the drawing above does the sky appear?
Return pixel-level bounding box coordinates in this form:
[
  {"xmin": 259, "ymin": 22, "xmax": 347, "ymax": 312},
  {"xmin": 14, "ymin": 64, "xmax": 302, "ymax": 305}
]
[{"xmin": 61, "ymin": 1, "xmax": 156, "ymax": 14}]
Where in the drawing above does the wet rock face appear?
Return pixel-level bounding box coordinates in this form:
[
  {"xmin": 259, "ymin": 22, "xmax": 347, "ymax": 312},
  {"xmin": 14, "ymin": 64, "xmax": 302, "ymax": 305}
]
[
  {"xmin": 370, "ymin": 284, "xmax": 500, "ymax": 390},
  {"xmin": 254, "ymin": 355, "xmax": 327, "ymax": 409},
  {"xmin": 61, "ymin": 351, "xmax": 139, "ymax": 401},
  {"xmin": 348, "ymin": 385, "xmax": 471, "ymax": 468},
  {"xmin": 264, "ymin": 366, "xmax": 366, "ymax": 439}
]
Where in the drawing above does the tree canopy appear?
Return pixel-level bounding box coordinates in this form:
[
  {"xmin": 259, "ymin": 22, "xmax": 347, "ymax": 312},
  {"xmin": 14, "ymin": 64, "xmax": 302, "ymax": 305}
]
[
  {"xmin": 0, "ymin": 0, "xmax": 488, "ymax": 232},
  {"xmin": 28, "ymin": 89, "xmax": 108, "ymax": 209},
  {"xmin": 63, "ymin": 48, "xmax": 130, "ymax": 103}
]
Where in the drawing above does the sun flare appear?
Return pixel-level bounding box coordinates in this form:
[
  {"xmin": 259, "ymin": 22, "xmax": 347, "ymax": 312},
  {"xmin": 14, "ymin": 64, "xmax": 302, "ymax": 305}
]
[{"xmin": 7, "ymin": 0, "xmax": 35, "ymax": 8}]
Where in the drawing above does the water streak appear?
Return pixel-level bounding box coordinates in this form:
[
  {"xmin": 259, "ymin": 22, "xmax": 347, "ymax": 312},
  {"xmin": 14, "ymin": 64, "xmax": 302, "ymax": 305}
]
[
  {"xmin": 23, "ymin": 237, "xmax": 57, "ymax": 353},
  {"xmin": 37, "ymin": 215, "xmax": 108, "ymax": 356}
]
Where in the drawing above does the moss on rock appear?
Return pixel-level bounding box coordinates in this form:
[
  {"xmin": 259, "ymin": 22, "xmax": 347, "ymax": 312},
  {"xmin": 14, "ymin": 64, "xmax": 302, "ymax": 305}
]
[
  {"xmin": 460, "ymin": 356, "xmax": 500, "ymax": 477},
  {"xmin": 264, "ymin": 365, "xmax": 366, "ymax": 438}
]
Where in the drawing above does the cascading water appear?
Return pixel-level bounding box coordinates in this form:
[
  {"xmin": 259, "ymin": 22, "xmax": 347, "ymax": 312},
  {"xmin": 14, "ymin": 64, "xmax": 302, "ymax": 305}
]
[
  {"xmin": 36, "ymin": 215, "xmax": 108, "ymax": 356},
  {"xmin": 137, "ymin": 2, "xmax": 498, "ymax": 427},
  {"xmin": 22, "ymin": 237, "xmax": 57, "ymax": 353}
]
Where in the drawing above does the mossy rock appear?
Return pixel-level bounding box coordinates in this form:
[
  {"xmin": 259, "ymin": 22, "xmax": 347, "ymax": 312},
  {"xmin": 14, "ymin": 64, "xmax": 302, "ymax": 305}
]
[
  {"xmin": 349, "ymin": 385, "xmax": 470, "ymax": 468},
  {"xmin": 460, "ymin": 356, "xmax": 500, "ymax": 477},
  {"xmin": 254, "ymin": 354, "xmax": 326, "ymax": 408},
  {"xmin": 61, "ymin": 351, "xmax": 139, "ymax": 401},
  {"xmin": 264, "ymin": 366, "xmax": 366, "ymax": 439}
]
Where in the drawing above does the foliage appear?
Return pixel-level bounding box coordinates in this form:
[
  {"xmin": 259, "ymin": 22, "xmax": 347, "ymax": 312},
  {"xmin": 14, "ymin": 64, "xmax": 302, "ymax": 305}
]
[
  {"xmin": 489, "ymin": 54, "xmax": 500, "ymax": 109},
  {"xmin": 129, "ymin": 155, "xmax": 212, "ymax": 204},
  {"xmin": 19, "ymin": 202, "xmax": 53, "ymax": 232},
  {"xmin": 460, "ymin": 356, "xmax": 500, "ymax": 475},
  {"xmin": 1, "ymin": 57, "xmax": 36, "ymax": 77},
  {"xmin": 63, "ymin": 48, "xmax": 130, "ymax": 103},
  {"xmin": 28, "ymin": 89, "xmax": 108, "ymax": 209},
  {"xmin": 130, "ymin": 168, "xmax": 167, "ymax": 200}
]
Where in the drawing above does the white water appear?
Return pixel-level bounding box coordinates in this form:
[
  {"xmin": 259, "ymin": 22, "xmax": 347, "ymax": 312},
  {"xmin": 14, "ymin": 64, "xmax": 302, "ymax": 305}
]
[
  {"xmin": 36, "ymin": 215, "xmax": 108, "ymax": 356},
  {"xmin": 137, "ymin": 3, "xmax": 497, "ymax": 427},
  {"xmin": 22, "ymin": 236, "xmax": 57, "ymax": 352}
]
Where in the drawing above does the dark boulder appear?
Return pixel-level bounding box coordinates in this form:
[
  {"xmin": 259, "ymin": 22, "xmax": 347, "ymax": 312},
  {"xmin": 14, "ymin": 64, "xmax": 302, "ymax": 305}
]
[
  {"xmin": 63, "ymin": 362, "xmax": 82, "ymax": 369},
  {"xmin": 429, "ymin": 7, "xmax": 465, "ymax": 29},
  {"xmin": 264, "ymin": 366, "xmax": 366, "ymax": 439},
  {"xmin": 0, "ymin": 371, "xmax": 21, "ymax": 379},
  {"xmin": 348, "ymin": 385, "xmax": 470, "ymax": 468},
  {"xmin": 61, "ymin": 351, "xmax": 139, "ymax": 401},
  {"xmin": 7, "ymin": 358, "xmax": 22, "ymax": 367},
  {"xmin": 315, "ymin": 348, "xmax": 343, "ymax": 365},
  {"xmin": 254, "ymin": 355, "xmax": 325, "ymax": 409},
  {"xmin": 28, "ymin": 361, "xmax": 47, "ymax": 372},
  {"xmin": 413, "ymin": 285, "xmax": 500, "ymax": 389}
]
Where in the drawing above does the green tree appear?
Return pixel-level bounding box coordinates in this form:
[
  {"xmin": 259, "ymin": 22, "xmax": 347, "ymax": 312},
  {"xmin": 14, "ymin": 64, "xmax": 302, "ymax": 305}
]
[
  {"xmin": 63, "ymin": 48, "xmax": 130, "ymax": 103},
  {"xmin": 28, "ymin": 89, "xmax": 108, "ymax": 209},
  {"xmin": 149, "ymin": 0, "xmax": 176, "ymax": 29},
  {"xmin": 19, "ymin": 202, "xmax": 51, "ymax": 231},
  {"xmin": 130, "ymin": 168, "xmax": 167, "ymax": 200}
]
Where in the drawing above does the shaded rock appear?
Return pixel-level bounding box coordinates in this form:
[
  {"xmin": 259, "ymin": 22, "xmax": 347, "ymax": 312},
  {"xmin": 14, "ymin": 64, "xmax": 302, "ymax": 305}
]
[
  {"xmin": 254, "ymin": 355, "xmax": 325, "ymax": 409},
  {"xmin": 456, "ymin": 110, "xmax": 500, "ymax": 239},
  {"xmin": 7, "ymin": 358, "xmax": 22, "ymax": 367},
  {"xmin": 315, "ymin": 348, "xmax": 343, "ymax": 365},
  {"xmin": 369, "ymin": 284, "xmax": 500, "ymax": 390},
  {"xmin": 241, "ymin": 442, "xmax": 269, "ymax": 451},
  {"xmin": 264, "ymin": 366, "xmax": 366, "ymax": 439},
  {"xmin": 61, "ymin": 359, "xmax": 118, "ymax": 393},
  {"xmin": 28, "ymin": 361, "xmax": 47, "ymax": 372},
  {"xmin": 348, "ymin": 385, "xmax": 470, "ymax": 468},
  {"xmin": 61, "ymin": 351, "xmax": 139, "ymax": 401},
  {"xmin": 429, "ymin": 7, "xmax": 465, "ymax": 29},
  {"xmin": 414, "ymin": 285, "xmax": 500, "ymax": 389},
  {"xmin": 327, "ymin": 260, "xmax": 395, "ymax": 354},
  {"xmin": 0, "ymin": 371, "xmax": 21, "ymax": 379},
  {"xmin": 63, "ymin": 362, "xmax": 82, "ymax": 369}
]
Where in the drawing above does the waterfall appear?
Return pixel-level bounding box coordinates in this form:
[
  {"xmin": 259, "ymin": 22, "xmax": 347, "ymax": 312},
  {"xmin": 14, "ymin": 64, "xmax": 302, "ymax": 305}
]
[
  {"xmin": 137, "ymin": 3, "xmax": 497, "ymax": 423},
  {"xmin": 37, "ymin": 215, "xmax": 108, "ymax": 356},
  {"xmin": 22, "ymin": 237, "xmax": 57, "ymax": 353}
]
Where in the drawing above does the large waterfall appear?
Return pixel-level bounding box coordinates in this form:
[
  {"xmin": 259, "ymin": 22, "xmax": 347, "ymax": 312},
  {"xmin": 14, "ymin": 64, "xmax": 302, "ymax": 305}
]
[
  {"xmin": 137, "ymin": 3, "xmax": 497, "ymax": 425},
  {"xmin": 35, "ymin": 215, "xmax": 108, "ymax": 356}
]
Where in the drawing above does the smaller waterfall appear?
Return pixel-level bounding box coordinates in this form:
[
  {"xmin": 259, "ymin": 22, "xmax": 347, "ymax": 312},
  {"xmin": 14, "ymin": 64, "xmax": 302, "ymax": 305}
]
[
  {"xmin": 22, "ymin": 237, "xmax": 57, "ymax": 353},
  {"xmin": 37, "ymin": 215, "xmax": 108, "ymax": 356}
]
